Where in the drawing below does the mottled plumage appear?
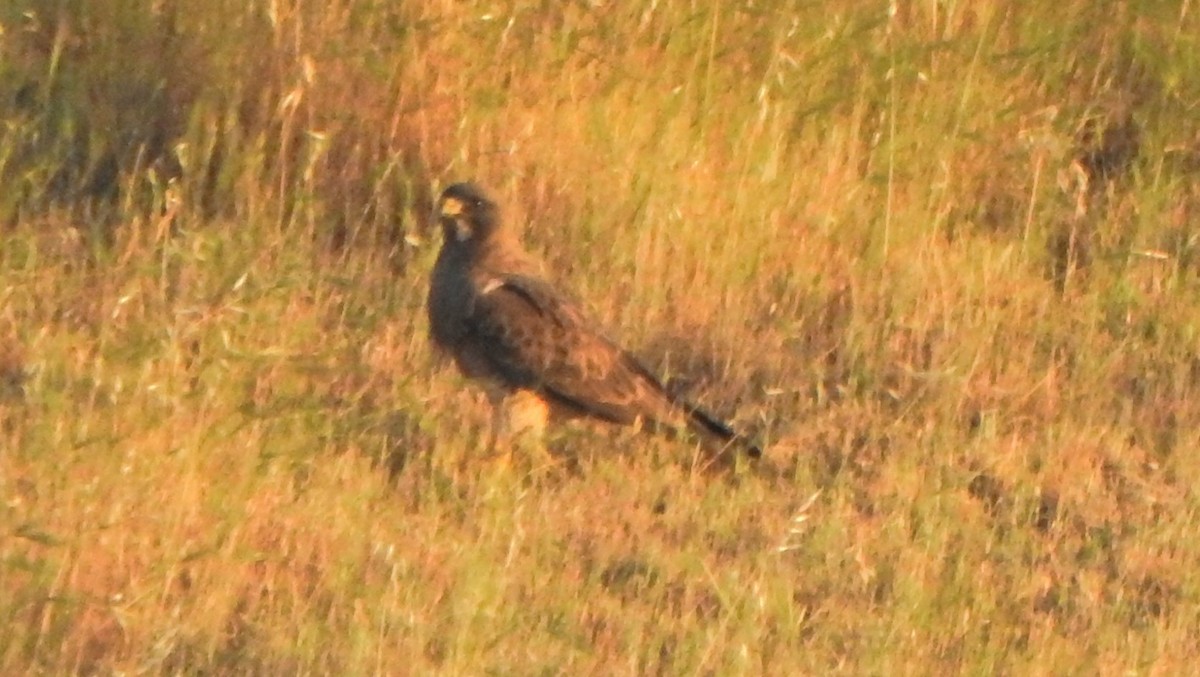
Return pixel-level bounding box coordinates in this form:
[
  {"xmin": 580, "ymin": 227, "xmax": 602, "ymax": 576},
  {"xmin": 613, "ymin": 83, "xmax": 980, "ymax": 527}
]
[{"xmin": 427, "ymin": 182, "xmax": 761, "ymax": 458}]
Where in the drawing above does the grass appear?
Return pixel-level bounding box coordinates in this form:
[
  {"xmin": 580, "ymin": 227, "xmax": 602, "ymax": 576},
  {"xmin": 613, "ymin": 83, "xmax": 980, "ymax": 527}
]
[{"xmin": 3, "ymin": 0, "xmax": 1200, "ymax": 673}]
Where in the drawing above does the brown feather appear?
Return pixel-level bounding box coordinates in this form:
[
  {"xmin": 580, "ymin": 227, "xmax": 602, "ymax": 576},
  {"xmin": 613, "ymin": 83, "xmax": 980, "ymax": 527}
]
[{"xmin": 427, "ymin": 182, "xmax": 762, "ymax": 458}]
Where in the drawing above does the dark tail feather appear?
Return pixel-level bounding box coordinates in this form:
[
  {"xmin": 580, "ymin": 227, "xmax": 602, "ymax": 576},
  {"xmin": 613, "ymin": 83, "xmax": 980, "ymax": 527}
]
[{"xmin": 683, "ymin": 403, "xmax": 763, "ymax": 459}]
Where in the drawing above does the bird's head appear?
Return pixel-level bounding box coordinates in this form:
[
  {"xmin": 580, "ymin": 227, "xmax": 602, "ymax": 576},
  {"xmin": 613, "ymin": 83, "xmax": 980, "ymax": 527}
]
[{"xmin": 437, "ymin": 182, "xmax": 500, "ymax": 245}]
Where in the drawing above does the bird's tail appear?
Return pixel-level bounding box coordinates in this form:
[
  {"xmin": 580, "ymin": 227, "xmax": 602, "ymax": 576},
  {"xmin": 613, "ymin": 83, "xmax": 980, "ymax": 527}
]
[{"xmin": 681, "ymin": 402, "xmax": 762, "ymax": 459}]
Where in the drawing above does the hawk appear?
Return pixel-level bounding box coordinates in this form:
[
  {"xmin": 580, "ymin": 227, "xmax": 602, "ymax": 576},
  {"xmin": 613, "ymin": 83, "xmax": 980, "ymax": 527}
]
[{"xmin": 427, "ymin": 182, "xmax": 761, "ymax": 460}]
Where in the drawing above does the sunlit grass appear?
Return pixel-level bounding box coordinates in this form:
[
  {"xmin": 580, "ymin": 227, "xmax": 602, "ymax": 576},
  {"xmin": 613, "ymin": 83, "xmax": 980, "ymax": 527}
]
[{"xmin": 2, "ymin": 0, "xmax": 1200, "ymax": 673}]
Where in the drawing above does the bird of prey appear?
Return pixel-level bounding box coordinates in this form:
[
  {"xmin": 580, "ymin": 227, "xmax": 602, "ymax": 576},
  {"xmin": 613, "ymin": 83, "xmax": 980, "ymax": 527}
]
[{"xmin": 426, "ymin": 182, "xmax": 761, "ymax": 460}]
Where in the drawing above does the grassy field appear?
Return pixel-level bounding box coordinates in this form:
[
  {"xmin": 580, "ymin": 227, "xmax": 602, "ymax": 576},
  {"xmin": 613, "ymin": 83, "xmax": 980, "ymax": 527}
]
[{"xmin": 3, "ymin": 0, "xmax": 1200, "ymax": 673}]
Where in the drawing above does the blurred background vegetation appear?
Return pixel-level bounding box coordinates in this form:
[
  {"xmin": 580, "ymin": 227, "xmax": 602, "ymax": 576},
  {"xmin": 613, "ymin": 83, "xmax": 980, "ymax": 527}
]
[{"xmin": 2, "ymin": 0, "xmax": 1200, "ymax": 673}]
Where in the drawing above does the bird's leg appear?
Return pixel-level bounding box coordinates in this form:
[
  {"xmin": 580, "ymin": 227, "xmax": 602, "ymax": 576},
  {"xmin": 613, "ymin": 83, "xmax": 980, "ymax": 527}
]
[
  {"xmin": 500, "ymin": 389, "xmax": 554, "ymax": 471},
  {"xmin": 483, "ymin": 388, "xmax": 514, "ymax": 471}
]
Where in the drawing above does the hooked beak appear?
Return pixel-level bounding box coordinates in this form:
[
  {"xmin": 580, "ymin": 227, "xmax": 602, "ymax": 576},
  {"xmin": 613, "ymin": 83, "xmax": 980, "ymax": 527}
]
[{"xmin": 435, "ymin": 197, "xmax": 473, "ymax": 242}]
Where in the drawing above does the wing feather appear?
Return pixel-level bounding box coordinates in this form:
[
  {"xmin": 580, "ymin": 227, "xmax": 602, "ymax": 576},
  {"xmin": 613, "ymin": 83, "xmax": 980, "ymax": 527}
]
[{"xmin": 463, "ymin": 275, "xmax": 679, "ymax": 425}]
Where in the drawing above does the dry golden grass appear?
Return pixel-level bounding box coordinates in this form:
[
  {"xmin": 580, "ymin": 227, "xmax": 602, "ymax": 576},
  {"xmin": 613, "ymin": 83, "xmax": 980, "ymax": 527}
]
[{"xmin": 3, "ymin": 0, "xmax": 1200, "ymax": 673}]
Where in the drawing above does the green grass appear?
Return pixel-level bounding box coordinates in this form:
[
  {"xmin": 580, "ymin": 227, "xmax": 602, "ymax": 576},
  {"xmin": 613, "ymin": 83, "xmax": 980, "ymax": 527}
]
[{"xmin": 3, "ymin": 0, "xmax": 1200, "ymax": 673}]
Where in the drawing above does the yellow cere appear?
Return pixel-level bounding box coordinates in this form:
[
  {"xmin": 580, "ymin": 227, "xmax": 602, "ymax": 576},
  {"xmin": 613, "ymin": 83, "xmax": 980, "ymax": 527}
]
[{"xmin": 440, "ymin": 196, "xmax": 465, "ymax": 217}]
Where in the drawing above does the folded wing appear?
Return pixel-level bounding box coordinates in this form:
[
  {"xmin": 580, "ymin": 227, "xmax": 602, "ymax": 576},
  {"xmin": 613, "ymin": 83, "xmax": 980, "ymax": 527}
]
[{"xmin": 463, "ymin": 275, "xmax": 681, "ymax": 426}]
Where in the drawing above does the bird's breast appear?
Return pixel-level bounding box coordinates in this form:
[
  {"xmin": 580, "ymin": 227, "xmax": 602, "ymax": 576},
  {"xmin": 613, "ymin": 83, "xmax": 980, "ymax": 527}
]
[{"xmin": 428, "ymin": 250, "xmax": 475, "ymax": 348}]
